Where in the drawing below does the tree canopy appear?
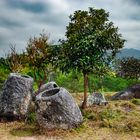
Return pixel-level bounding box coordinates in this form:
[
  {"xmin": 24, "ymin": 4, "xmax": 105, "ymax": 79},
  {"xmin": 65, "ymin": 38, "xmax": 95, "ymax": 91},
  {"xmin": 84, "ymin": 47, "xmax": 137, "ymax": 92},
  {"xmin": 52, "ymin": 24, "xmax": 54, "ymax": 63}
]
[
  {"xmin": 117, "ymin": 57, "xmax": 140, "ymax": 80},
  {"xmin": 59, "ymin": 8, "xmax": 125, "ymax": 74},
  {"xmin": 58, "ymin": 7, "xmax": 125, "ymax": 108},
  {"xmin": 26, "ymin": 32, "xmax": 53, "ymax": 88}
]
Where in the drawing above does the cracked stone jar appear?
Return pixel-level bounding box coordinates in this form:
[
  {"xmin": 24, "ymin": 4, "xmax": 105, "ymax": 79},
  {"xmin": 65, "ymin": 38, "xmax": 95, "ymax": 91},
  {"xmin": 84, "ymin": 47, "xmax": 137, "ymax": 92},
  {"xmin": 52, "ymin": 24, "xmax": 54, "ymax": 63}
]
[
  {"xmin": 0, "ymin": 73, "xmax": 33, "ymax": 119},
  {"xmin": 36, "ymin": 87, "xmax": 83, "ymax": 130}
]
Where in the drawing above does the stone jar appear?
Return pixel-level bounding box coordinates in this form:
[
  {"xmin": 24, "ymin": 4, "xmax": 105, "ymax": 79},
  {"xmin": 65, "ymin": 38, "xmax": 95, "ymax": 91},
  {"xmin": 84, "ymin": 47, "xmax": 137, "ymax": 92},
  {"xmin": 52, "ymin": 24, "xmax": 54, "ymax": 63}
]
[
  {"xmin": 36, "ymin": 87, "xmax": 83, "ymax": 130},
  {"xmin": 112, "ymin": 84, "xmax": 140, "ymax": 100},
  {"xmin": 0, "ymin": 73, "xmax": 33, "ymax": 119},
  {"xmin": 87, "ymin": 92, "xmax": 108, "ymax": 106}
]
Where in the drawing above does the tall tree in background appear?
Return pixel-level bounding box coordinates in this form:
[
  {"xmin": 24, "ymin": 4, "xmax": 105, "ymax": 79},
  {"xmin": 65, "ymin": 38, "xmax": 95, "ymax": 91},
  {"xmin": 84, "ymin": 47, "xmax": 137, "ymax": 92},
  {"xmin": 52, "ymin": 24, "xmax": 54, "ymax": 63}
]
[
  {"xmin": 117, "ymin": 57, "xmax": 140, "ymax": 80},
  {"xmin": 59, "ymin": 7, "xmax": 125, "ymax": 108},
  {"xmin": 26, "ymin": 32, "xmax": 52, "ymax": 88}
]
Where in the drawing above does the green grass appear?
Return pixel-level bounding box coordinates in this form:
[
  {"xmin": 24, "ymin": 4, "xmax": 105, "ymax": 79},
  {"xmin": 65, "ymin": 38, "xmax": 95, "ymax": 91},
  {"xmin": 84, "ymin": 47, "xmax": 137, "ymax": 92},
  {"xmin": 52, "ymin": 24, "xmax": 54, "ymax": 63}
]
[{"xmin": 10, "ymin": 126, "xmax": 35, "ymax": 137}]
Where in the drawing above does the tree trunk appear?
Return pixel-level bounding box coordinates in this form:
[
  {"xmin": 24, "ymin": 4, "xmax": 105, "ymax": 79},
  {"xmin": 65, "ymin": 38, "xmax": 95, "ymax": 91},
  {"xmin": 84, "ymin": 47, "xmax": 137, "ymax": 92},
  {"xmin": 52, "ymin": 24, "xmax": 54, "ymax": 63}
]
[
  {"xmin": 81, "ymin": 73, "xmax": 88, "ymax": 109},
  {"xmin": 33, "ymin": 70, "xmax": 36, "ymax": 81},
  {"xmin": 38, "ymin": 70, "xmax": 47, "ymax": 89}
]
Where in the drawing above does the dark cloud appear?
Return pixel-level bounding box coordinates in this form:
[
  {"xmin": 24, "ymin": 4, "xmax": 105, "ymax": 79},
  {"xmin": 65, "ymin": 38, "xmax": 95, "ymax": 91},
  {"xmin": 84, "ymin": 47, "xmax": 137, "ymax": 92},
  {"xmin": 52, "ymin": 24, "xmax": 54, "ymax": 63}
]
[
  {"xmin": 129, "ymin": 14, "xmax": 140, "ymax": 20},
  {"xmin": 0, "ymin": 0, "xmax": 139, "ymax": 57},
  {"xmin": 6, "ymin": 0, "xmax": 46, "ymax": 13},
  {"xmin": 0, "ymin": 17, "xmax": 24, "ymax": 28},
  {"xmin": 129, "ymin": 0, "xmax": 140, "ymax": 5}
]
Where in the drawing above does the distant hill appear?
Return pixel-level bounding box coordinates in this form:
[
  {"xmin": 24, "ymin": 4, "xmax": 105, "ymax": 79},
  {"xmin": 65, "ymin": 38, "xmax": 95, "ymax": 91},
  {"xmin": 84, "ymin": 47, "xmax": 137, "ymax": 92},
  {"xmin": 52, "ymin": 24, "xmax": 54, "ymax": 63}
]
[{"xmin": 117, "ymin": 48, "xmax": 140, "ymax": 59}]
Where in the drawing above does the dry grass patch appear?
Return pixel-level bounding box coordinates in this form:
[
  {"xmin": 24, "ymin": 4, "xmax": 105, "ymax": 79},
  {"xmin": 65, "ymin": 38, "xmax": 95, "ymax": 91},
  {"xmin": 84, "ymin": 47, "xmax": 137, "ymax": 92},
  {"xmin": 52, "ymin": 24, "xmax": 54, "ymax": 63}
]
[{"xmin": 0, "ymin": 93, "xmax": 140, "ymax": 140}]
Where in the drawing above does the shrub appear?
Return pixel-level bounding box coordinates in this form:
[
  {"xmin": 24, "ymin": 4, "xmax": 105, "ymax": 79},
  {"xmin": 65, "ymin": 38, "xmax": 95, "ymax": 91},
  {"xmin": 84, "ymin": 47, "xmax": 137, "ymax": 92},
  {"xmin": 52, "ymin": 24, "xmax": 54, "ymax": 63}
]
[{"xmin": 26, "ymin": 112, "xmax": 36, "ymax": 124}]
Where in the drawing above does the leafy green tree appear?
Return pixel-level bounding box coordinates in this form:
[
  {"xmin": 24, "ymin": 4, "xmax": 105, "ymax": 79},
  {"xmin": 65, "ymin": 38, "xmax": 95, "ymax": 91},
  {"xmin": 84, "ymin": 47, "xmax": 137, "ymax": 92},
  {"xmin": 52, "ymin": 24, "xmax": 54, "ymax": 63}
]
[
  {"xmin": 58, "ymin": 7, "xmax": 125, "ymax": 108},
  {"xmin": 117, "ymin": 57, "xmax": 140, "ymax": 80},
  {"xmin": 26, "ymin": 32, "xmax": 53, "ymax": 88}
]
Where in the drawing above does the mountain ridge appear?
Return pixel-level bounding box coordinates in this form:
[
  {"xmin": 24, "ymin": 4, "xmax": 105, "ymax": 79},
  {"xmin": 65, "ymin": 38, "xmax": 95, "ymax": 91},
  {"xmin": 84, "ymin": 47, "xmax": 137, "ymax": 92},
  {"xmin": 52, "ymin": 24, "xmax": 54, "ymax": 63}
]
[{"xmin": 117, "ymin": 48, "xmax": 140, "ymax": 59}]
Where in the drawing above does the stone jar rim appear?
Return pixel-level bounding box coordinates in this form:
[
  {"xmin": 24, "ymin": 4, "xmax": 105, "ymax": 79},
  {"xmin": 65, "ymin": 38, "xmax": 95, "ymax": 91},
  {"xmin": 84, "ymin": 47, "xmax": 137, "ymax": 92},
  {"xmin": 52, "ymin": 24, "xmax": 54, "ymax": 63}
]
[
  {"xmin": 36, "ymin": 87, "xmax": 61, "ymax": 101},
  {"xmin": 10, "ymin": 73, "xmax": 33, "ymax": 82}
]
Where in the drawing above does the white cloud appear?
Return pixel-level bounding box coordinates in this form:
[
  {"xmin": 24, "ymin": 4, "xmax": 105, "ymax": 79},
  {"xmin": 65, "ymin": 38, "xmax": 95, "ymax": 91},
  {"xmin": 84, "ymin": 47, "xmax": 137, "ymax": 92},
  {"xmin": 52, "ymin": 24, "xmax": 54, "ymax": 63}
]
[{"xmin": 46, "ymin": 0, "xmax": 69, "ymax": 13}]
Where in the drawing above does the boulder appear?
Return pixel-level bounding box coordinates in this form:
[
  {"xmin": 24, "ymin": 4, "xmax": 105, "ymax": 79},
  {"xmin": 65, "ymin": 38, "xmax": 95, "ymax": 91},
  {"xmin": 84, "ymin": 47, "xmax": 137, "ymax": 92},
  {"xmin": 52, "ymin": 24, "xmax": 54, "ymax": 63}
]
[
  {"xmin": 36, "ymin": 87, "xmax": 83, "ymax": 130},
  {"xmin": 112, "ymin": 84, "xmax": 140, "ymax": 100},
  {"xmin": 0, "ymin": 73, "xmax": 33, "ymax": 119},
  {"xmin": 87, "ymin": 92, "xmax": 108, "ymax": 106}
]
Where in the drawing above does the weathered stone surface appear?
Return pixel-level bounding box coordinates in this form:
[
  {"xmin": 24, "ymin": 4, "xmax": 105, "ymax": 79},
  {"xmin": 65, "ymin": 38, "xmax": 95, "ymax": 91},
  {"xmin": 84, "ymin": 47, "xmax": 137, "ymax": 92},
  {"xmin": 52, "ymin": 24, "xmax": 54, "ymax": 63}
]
[
  {"xmin": 36, "ymin": 87, "xmax": 83, "ymax": 130},
  {"xmin": 37, "ymin": 81, "xmax": 58, "ymax": 94},
  {"xmin": 0, "ymin": 73, "xmax": 33, "ymax": 119},
  {"xmin": 87, "ymin": 92, "xmax": 108, "ymax": 106},
  {"xmin": 112, "ymin": 84, "xmax": 140, "ymax": 100}
]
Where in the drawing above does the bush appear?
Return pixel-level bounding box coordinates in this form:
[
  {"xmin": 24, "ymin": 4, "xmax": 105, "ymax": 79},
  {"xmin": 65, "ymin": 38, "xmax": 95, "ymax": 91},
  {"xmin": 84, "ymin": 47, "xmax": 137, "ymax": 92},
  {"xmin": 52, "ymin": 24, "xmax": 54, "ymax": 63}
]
[{"xmin": 26, "ymin": 112, "xmax": 36, "ymax": 124}]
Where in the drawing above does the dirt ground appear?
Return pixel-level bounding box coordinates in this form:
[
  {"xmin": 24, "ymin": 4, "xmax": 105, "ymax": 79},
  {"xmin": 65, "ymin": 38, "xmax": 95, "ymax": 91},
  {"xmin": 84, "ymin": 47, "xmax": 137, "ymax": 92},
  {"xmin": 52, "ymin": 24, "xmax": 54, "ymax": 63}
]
[{"xmin": 0, "ymin": 121, "xmax": 140, "ymax": 140}]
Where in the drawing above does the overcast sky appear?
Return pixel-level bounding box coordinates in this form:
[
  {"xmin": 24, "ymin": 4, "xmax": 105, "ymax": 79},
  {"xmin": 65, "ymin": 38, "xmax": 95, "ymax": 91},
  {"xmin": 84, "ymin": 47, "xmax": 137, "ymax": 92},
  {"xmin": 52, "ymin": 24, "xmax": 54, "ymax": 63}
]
[{"xmin": 0, "ymin": 0, "xmax": 140, "ymax": 57}]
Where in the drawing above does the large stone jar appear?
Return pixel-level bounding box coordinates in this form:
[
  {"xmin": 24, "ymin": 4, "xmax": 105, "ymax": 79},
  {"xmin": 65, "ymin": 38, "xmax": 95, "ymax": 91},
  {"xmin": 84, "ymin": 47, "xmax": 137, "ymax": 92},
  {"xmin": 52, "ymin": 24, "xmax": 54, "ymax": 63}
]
[
  {"xmin": 36, "ymin": 87, "xmax": 83, "ymax": 130},
  {"xmin": 87, "ymin": 92, "xmax": 108, "ymax": 106},
  {"xmin": 0, "ymin": 73, "xmax": 33, "ymax": 119},
  {"xmin": 112, "ymin": 84, "xmax": 140, "ymax": 100}
]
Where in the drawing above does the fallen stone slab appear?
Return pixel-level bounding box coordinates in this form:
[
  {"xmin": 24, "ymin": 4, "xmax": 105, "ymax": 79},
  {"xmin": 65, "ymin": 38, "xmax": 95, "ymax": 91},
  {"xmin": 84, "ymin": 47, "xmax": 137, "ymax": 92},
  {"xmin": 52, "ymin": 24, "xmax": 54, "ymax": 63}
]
[
  {"xmin": 36, "ymin": 87, "xmax": 83, "ymax": 130},
  {"xmin": 112, "ymin": 84, "xmax": 140, "ymax": 100},
  {"xmin": 0, "ymin": 73, "xmax": 33, "ymax": 119}
]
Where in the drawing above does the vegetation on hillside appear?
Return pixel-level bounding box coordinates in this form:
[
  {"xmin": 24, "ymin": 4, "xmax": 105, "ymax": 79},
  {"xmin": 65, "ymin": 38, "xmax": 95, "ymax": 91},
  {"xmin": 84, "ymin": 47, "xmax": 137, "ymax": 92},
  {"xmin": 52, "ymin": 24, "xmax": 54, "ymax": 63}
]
[{"xmin": 116, "ymin": 57, "xmax": 140, "ymax": 80}]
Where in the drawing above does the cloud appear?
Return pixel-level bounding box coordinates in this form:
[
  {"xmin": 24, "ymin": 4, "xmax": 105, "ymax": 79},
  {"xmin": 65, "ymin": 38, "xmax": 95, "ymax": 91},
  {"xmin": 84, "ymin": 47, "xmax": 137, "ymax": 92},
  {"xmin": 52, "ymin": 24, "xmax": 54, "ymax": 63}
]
[
  {"xmin": 5, "ymin": 0, "xmax": 46, "ymax": 13},
  {"xmin": 45, "ymin": 0, "xmax": 69, "ymax": 13},
  {"xmin": 0, "ymin": 17, "xmax": 24, "ymax": 29},
  {"xmin": 0, "ymin": 0, "xmax": 139, "ymax": 57},
  {"xmin": 129, "ymin": 0, "xmax": 140, "ymax": 5}
]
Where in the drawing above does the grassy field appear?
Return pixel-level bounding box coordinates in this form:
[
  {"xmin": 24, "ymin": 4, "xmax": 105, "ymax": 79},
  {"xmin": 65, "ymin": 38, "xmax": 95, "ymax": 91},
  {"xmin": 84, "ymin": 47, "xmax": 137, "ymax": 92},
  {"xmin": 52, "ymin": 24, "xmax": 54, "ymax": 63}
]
[{"xmin": 0, "ymin": 93, "xmax": 140, "ymax": 140}]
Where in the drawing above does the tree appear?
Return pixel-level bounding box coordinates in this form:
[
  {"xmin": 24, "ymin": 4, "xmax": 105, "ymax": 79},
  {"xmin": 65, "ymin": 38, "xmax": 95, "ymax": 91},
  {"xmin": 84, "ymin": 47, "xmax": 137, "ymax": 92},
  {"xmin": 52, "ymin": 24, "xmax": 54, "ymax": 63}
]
[
  {"xmin": 58, "ymin": 7, "xmax": 125, "ymax": 108},
  {"xmin": 26, "ymin": 32, "xmax": 53, "ymax": 88},
  {"xmin": 6, "ymin": 44, "xmax": 23, "ymax": 72},
  {"xmin": 117, "ymin": 57, "xmax": 140, "ymax": 80}
]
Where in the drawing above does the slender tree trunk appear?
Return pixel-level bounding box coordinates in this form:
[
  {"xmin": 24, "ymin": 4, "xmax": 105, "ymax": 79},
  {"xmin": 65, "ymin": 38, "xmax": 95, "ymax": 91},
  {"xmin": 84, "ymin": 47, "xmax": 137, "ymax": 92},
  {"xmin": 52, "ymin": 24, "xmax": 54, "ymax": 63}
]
[
  {"xmin": 81, "ymin": 73, "xmax": 88, "ymax": 109},
  {"xmin": 43, "ymin": 70, "xmax": 47, "ymax": 82},
  {"xmin": 33, "ymin": 70, "xmax": 36, "ymax": 81},
  {"xmin": 38, "ymin": 70, "xmax": 47, "ymax": 89}
]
